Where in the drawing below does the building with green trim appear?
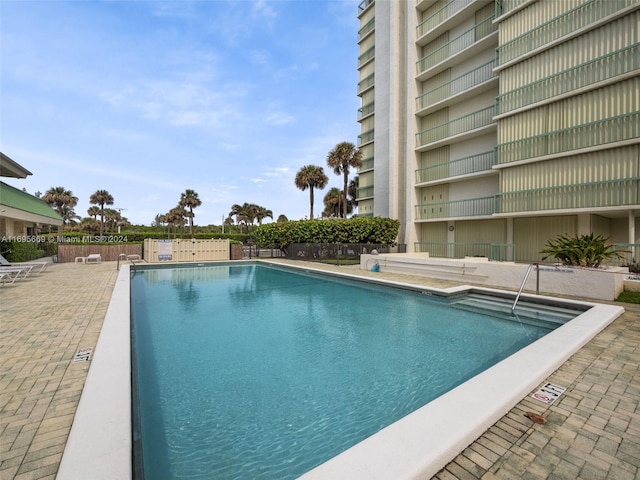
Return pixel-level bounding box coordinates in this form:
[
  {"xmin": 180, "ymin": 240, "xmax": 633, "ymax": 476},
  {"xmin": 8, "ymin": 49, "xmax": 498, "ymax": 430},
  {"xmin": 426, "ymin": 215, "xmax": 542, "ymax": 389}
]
[{"xmin": 0, "ymin": 153, "xmax": 63, "ymax": 236}]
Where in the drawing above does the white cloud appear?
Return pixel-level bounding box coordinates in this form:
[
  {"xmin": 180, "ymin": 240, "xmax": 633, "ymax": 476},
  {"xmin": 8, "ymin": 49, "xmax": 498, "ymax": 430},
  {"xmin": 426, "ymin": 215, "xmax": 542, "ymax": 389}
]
[{"xmin": 265, "ymin": 111, "xmax": 295, "ymax": 126}]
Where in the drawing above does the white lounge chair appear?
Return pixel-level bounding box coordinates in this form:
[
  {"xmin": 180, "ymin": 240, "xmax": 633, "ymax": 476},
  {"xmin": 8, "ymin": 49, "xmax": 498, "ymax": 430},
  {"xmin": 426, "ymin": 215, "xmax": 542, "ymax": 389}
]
[
  {"xmin": 85, "ymin": 254, "xmax": 102, "ymax": 264},
  {"xmin": 0, "ymin": 266, "xmax": 33, "ymax": 280},
  {"xmin": 0, "ymin": 254, "xmax": 48, "ymax": 272}
]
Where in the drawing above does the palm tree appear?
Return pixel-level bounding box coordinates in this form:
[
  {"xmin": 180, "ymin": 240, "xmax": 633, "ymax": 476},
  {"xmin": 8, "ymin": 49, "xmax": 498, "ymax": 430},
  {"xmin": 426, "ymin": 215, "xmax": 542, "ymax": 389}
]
[
  {"xmin": 277, "ymin": 214, "xmax": 288, "ymax": 223},
  {"xmin": 103, "ymin": 208, "xmax": 121, "ymax": 233},
  {"xmin": 42, "ymin": 186, "xmax": 79, "ymax": 232},
  {"xmin": 254, "ymin": 205, "xmax": 273, "ymax": 225},
  {"xmin": 166, "ymin": 206, "xmax": 187, "ymax": 237},
  {"xmin": 179, "ymin": 189, "xmax": 202, "ymax": 237},
  {"xmin": 326, "ymin": 142, "xmax": 362, "ymax": 218},
  {"xmin": 295, "ymin": 165, "xmax": 328, "ymax": 220},
  {"xmin": 322, "ymin": 187, "xmax": 346, "ymax": 218},
  {"xmin": 89, "ymin": 189, "xmax": 115, "ymax": 238},
  {"xmin": 87, "ymin": 206, "xmax": 101, "ymax": 219}
]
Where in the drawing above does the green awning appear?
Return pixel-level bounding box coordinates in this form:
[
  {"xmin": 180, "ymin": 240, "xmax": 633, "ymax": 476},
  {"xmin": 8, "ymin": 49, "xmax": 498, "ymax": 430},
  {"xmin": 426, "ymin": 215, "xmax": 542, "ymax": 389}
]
[{"xmin": 0, "ymin": 181, "xmax": 63, "ymax": 223}]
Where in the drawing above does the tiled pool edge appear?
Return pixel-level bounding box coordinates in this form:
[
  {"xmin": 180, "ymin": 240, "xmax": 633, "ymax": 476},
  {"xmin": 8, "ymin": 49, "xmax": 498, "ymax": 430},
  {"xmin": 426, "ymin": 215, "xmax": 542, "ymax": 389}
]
[
  {"xmin": 57, "ymin": 265, "xmax": 132, "ymax": 480},
  {"xmin": 56, "ymin": 262, "xmax": 625, "ymax": 480}
]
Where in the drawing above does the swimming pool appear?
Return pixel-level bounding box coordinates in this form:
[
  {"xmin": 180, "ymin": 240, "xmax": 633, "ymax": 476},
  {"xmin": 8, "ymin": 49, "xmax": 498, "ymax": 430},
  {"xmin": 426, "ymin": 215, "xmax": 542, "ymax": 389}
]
[
  {"xmin": 131, "ymin": 263, "xmax": 582, "ymax": 479},
  {"xmin": 56, "ymin": 260, "xmax": 625, "ymax": 480}
]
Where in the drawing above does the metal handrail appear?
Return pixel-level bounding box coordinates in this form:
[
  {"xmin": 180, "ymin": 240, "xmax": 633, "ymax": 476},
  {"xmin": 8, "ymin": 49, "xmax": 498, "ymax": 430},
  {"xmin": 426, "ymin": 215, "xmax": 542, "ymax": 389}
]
[
  {"xmin": 117, "ymin": 253, "xmax": 138, "ymax": 273},
  {"xmin": 512, "ymin": 262, "xmax": 539, "ymax": 312}
]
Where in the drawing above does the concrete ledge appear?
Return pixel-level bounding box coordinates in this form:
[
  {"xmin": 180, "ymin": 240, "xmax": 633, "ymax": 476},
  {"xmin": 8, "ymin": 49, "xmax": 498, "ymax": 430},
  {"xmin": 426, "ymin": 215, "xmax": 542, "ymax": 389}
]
[
  {"xmin": 361, "ymin": 254, "xmax": 628, "ymax": 300},
  {"xmin": 57, "ymin": 266, "xmax": 132, "ymax": 480}
]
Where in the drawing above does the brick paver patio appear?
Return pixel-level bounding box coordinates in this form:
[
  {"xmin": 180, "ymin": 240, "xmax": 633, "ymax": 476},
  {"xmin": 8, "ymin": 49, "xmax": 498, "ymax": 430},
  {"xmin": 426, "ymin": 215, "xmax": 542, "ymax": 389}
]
[{"xmin": 0, "ymin": 260, "xmax": 638, "ymax": 479}]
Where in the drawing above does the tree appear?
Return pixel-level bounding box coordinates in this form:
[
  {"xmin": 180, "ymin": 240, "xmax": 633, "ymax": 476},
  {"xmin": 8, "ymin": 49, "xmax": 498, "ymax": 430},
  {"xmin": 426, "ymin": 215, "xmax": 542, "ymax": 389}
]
[
  {"xmin": 326, "ymin": 142, "xmax": 362, "ymax": 218},
  {"xmin": 277, "ymin": 214, "xmax": 288, "ymax": 223},
  {"xmin": 87, "ymin": 206, "xmax": 101, "ymax": 219},
  {"xmin": 322, "ymin": 187, "xmax": 352, "ymax": 218},
  {"xmin": 254, "ymin": 205, "xmax": 273, "ymax": 225},
  {"xmin": 179, "ymin": 189, "xmax": 202, "ymax": 237},
  {"xmin": 295, "ymin": 165, "xmax": 328, "ymax": 220},
  {"xmin": 89, "ymin": 189, "xmax": 114, "ymax": 238},
  {"xmin": 42, "ymin": 186, "xmax": 79, "ymax": 232},
  {"xmin": 166, "ymin": 206, "xmax": 187, "ymax": 237},
  {"xmin": 103, "ymin": 208, "xmax": 121, "ymax": 233}
]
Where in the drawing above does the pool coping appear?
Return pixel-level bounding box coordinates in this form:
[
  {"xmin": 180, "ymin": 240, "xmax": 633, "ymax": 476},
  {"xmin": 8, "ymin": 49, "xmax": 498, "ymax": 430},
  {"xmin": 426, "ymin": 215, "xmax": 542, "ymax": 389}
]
[{"xmin": 56, "ymin": 260, "xmax": 625, "ymax": 480}]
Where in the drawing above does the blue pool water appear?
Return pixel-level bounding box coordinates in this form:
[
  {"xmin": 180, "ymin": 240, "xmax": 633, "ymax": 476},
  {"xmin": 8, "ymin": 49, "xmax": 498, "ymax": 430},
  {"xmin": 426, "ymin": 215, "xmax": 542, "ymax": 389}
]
[{"xmin": 131, "ymin": 264, "xmax": 566, "ymax": 479}]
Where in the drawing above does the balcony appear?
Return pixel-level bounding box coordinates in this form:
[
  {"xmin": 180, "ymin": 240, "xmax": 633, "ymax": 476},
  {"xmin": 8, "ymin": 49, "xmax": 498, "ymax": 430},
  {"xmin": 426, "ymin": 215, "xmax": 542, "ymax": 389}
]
[
  {"xmin": 358, "ymin": 17, "xmax": 375, "ymax": 42},
  {"xmin": 358, "ymin": 101, "xmax": 375, "ymax": 120},
  {"xmin": 496, "ymin": 111, "xmax": 640, "ymax": 164},
  {"xmin": 416, "ymin": 105, "xmax": 495, "ymax": 149},
  {"xmin": 358, "ymin": 129, "xmax": 375, "ymax": 146},
  {"xmin": 495, "ymin": 178, "xmax": 640, "ymax": 213},
  {"xmin": 356, "ymin": 185, "xmax": 374, "ymax": 200},
  {"xmin": 495, "ymin": 0, "xmax": 532, "ymax": 19},
  {"xmin": 357, "ymin": 73, "xmax": 375, "ymax": 94},
  {"xmin": 416, "ymin": 15, "xmax": 496, "ymax": 78},
  {"xmin": 414, "ymin": 241, "xmax": 514, "ymax": 261},
  {"xmin": 360, "ymin": 156, "xmax": 374, "ymax": 172},
  {"xmin": 416, "ymin": 60, "xmax": 496, "ymax": 114},
  {"xmin": 416, "ymin": 0, "xmax": 475, "ymax": 45},
  {"xmin": 358, "ymin": 46, "xmax": 375, "ymax": 68},
  {"xmin": 358, "ymin": 0, "xmax": 374, "ymax": 15},
  {"xmin": 415, "ymin": 150, "xmax": 496, "ymax": 184},
  {"xmin": 496, "ymin": 44, "xmax": 639, "ymax": 115},
  {"xmin": 496, "ymin": 0, "xmax": 636, "ymax": 67},
  {"xmin": 415, "ymin": 196, "xmax": 495, "ymax": 220}
]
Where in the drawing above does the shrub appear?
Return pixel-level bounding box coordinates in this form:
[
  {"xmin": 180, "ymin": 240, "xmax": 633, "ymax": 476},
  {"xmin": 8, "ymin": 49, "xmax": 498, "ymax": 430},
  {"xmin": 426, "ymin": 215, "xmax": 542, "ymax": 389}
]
[
  {"xmin": 0, "ymin": 240, "xmax": 46, "ymax": 262},
  {"xmin": 540, "ymin": 233, "xmax": 627, "ymax": 268},
  {"xmin": 253, "ymin": 217, "xmax": 400, "ymax": 250}
]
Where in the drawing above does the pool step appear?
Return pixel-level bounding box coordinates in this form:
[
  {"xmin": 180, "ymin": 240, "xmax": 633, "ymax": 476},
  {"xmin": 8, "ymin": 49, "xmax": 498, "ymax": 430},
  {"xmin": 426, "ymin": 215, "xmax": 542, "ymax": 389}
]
[{"xmin": 451, "ymin": 293, "xmax": 579, "ymax": 328}]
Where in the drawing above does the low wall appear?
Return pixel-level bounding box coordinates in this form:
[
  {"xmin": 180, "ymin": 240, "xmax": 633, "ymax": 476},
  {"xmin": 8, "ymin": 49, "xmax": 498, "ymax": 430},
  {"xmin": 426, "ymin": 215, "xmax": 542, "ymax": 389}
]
[
  {"xmin": 58, "ymin": 244, "xmax": 142, "ymax": 263},
  {"xmin": 361, "ymin": 253, "xmax": 627, "ymax": 301}
]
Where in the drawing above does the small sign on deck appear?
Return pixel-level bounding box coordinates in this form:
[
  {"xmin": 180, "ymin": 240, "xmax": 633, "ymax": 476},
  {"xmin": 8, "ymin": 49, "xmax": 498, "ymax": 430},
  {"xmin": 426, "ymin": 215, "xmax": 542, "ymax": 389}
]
[
  {"xmin": 73, "ymin": 347, "xmax": 93, "ymax": 363},
  {"xmin": 531, "ymin": 382, "xmax": 566, "ymax": 405}
]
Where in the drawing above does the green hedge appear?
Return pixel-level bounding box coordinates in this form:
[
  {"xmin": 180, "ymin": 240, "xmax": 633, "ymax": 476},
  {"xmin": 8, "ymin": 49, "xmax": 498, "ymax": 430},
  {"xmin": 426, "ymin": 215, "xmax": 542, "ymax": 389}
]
[
  {"xmin": 252, "ymin": 217, "xmax": 400, "ymax": 249},
  {"xmin": 0, "ymin": 240, "xmax": 52, "ymax": 262}
]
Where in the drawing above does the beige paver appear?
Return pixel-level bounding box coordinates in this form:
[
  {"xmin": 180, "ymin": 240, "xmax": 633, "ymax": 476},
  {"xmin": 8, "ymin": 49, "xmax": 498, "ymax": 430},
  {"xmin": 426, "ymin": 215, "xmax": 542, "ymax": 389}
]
[
  {"xmin": 0, "ymin": 261, "xmax": 117, "ymax": 480},
  {"xmin": 0, "ymin": 258, "xmax": 638, "ymax": 479}
]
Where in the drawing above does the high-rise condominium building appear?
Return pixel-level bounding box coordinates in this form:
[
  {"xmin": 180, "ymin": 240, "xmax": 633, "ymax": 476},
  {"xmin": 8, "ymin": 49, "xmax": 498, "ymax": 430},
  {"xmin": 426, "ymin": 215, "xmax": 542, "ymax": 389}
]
[{"xmin": 356, "ymin": 0, "xmax": 639, "ymax": 263}]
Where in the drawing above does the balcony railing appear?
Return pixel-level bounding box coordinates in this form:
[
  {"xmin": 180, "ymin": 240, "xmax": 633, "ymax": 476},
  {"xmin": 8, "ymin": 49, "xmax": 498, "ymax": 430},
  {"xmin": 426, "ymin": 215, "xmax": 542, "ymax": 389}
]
[
  {"xmin": 415, "ymin": 196, "xmax": 495, "ymax": 220},
  {"xmin": 358, "ymin": 17, "xmax": 375, "ymax": 41},
  {"xmin": 358, "ymin": 46, "xmax": 375, "ymax": 67},
  {"xmin": 416, "ymin": 0, "xmax": 475, "ymax": 40},
  {"xmin": 358, "ymin": 101, "xmax": 375, "ymax": 120},
  {"xmin": 496, "ymin": 178, "xmax": 640, "ymax": 213},
  {"xmin": 358, "ymin": 129, "xmax": 375, "ymax": 146},
  {"xmin": 358, "ymin": 0, "xmax": 374, "ymax": 13},
  {"xmin": 417, "ymin": 15, "xmax": 496, "ymax": 75},
  {"xmin": 416, "ymin": 105, "xmax": 495, "ymax": 148},
  {"xmin": 496, "ymin": 111, "xmax": 640, "ymax": 164},
  {"xmin": 495, "ymin": 0, "xmax": 530, "ymax": 18},
  {"xmin": 417, "ymin": 60, "xmax": 495, "ymax": 111},
  {"xmin": 416, "ymin": 150, "xmax": 496, "ymax": 184},
  {"xmin": 360, "ymin": 156, "xmax": 374, "ymax": 171},
  {"xmin": 358, "ymin": 73, "xmax": 375, "ymax": 94},
  {"xmin": 356, "ymin": 185, "xmax": 374, "ymax": 199},
  {"xmin": 497, "ymin": 44, "xmax": 640, "ymax": 114},
  {"xmin": 414, "ymin": 241, "xmax": 514, "ymax": 261},
  {"xmin": 496, "ymin": 0, "xmax": 636, "ymax": 66}
]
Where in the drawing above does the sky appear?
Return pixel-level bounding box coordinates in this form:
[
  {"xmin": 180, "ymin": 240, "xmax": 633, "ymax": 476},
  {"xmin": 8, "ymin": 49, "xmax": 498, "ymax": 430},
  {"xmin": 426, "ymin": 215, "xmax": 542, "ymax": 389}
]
[{"xmin": 1, "ymin": 0, "xmax": 362, "ymax": 226}]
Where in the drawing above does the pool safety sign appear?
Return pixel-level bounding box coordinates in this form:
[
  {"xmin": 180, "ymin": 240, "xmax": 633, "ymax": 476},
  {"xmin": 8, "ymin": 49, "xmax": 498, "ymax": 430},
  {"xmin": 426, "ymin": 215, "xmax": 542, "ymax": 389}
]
[
  {"xmin": 531, "ymin": 382, "xmax": 566, "ymax": 405},
  {"xmin": 73, "ymin": 347, "xmax": 93, "ymax": 363}
]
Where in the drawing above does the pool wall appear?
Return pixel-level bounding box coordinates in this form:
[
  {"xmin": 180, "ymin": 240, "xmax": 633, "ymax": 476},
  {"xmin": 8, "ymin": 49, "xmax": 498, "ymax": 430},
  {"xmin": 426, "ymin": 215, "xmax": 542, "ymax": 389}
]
[{"xmin": 57, "ymin": 261, "xmax": 625, "ymax": 480}]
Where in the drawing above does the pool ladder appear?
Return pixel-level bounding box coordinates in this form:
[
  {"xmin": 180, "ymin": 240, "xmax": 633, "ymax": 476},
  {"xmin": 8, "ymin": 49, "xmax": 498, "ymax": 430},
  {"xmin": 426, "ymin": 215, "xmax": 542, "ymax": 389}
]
[
  {"xmin": 512, "ymin": 262, "xmax": 539, "ymax": 312},
  {"xmin": 117, "ymin": 253, "xmax": 139, "ymax": 273}
]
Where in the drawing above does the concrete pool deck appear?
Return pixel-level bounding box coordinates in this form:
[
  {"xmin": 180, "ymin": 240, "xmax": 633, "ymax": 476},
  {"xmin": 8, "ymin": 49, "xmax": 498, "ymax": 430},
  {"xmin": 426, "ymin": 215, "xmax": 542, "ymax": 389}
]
[{"xmin": 1, "ymin": 260, "xmax": 638, "ymax": 479}]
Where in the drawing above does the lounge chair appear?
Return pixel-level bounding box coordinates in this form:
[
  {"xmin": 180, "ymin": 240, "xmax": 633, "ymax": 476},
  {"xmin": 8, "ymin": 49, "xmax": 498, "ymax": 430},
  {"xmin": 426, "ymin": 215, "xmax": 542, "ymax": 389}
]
[
  {"xmin": 85, "ymin": 254, "xmax": 102, "ymax": 264},
  {"xmin": 0, "ymin": 254, "xmax": 48, "ymax": 273},
  {"xmin": 0, "ymin": 265, "xmax": 33, "ymax": 279}
]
